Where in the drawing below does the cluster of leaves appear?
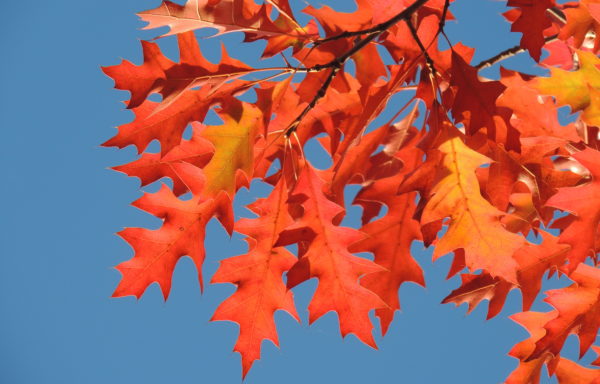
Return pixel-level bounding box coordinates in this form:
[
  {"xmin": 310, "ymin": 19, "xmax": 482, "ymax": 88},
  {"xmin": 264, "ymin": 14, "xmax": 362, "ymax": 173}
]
[{"xmin": 103, "ymin": 0, "xmax": 600, "ymax": 381}]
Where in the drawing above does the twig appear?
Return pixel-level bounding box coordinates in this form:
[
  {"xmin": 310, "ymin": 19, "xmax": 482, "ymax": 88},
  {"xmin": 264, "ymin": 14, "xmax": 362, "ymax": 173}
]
[
  {"xmin": 547, "ymin": 7, "xmax": 566, "ymax": 25},
  {"xmin": 472, "ymin": 6, "xmax": 565, "ymax": 70},
  {"xmin": 313, "ymin": 0, "xmax": 430, "ymax": 46},
  {"xmin": 406, "ymin": 21, "xmax": 438, "ymax": 78},
  {"xmin": 439, "ymin": 0, "xmax": 450, "ymax": 31},
  {"xmin": 284, "ymin": 66, "xmax": 341, "ymax": 137},
  {"xmin": 474, "ymin": 34, "xmax": 559, "ymax": 70},
  {"xmin": 283, "ymin": 0, "xmax": 431, "ymax": 137}
]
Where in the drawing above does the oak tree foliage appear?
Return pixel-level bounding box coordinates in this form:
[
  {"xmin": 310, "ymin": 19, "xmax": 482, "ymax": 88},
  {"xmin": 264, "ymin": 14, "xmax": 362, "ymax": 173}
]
[{"xmin": 103, "ymin": 0, "xmax": 600, "ymax": 381}]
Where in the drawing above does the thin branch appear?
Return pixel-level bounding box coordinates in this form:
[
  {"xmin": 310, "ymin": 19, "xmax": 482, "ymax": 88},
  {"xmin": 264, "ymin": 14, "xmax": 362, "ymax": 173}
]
[
  {"xmin": 313, "ymin": 0, "xmax": 430, "ymax": 46},
  {"xmin": 439, "ymin": 0, "xmax": 450, "ymax": 31},
  {"xmin": 284, "ymin": 66, "xmax": 341, "ymax": 137},
  {"xmin": 283, "ymin": 0, "xmax": 431, "ymax": 137},
  {"xmin": 547, "ymin": 7, "xmax": 566, "ymax": 25},
  {"xmin": 406, "ymin": 20, "xmax": 438, "ymax": 78},
  {"xmin": 472, "ymin": 6, "xmax": 565, "ymax": 70},
  {"xmin": 474, "ymin": 34, "xmax": 559, "ymax": 70}
]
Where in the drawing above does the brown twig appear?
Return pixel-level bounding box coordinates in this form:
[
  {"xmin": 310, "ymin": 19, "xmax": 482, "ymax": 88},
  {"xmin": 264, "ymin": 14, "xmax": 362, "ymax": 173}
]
[
  {"xmin": 406, "ymin": 20, "xmax": 438, "ymax": 78},
  {"xmin": 474, "ymin": 34, "xmax": 559, "ymax": 70},
  {"xmin": 313, "ymin": 0, "xmax": 430, "ymax": 46},
  {"xmin": 284, "ymin": 66, "xmax": 342, "ymax": 137},
  {"xmin": 473, "ymin": 6, "xmax": 565, "ymax": 70},
  {"xmin": 439, "ymin": 0, "xmax": 450, "ymax": 31},
  {"xmin": 284, "ymin": 0, "xmax": 431, "ymax": 137},
  {"xmin": 547, "ymin": 7, "xmax": 566, "ymax": 25}
]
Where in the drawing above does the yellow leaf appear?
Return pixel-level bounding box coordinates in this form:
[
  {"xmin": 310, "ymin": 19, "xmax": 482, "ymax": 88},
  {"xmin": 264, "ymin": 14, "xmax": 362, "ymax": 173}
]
[
  {"xmin": 422, "ymin": 137, "xmax": 523, "ymax": 283},
  {"xmin": 536, "ymin": 50, "xmax": 600, "ymax": 113},
  {"xmin": 583, "ymin": 85, "xmax": 600, "ymax": 126},
  {"xmin": 201, "ymin": 100, "xmax": 262, "ymax": 197}
]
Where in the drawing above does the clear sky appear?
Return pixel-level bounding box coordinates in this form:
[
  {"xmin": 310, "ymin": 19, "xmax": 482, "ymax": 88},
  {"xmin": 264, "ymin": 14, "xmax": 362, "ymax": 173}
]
[{"xmin": 0, "ymin": 1, "xmax": 585, "ymax": 383}]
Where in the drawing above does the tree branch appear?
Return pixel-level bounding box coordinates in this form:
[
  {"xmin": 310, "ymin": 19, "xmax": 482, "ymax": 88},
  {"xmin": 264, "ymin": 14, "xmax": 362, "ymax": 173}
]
[
  {"xmin": 314, "ymin": 0, "xmax": 430, "ymax": 46},
  {"xmin": 473, "ymin": 6, "xmax": 566, "ymax": 70},
  {"xmin": 547, "ymin": 7, "xmax": 566, "ymax": 25},
  {"xmin": 283, "ymin": 0, "xmax": 431, "ymax": 137},
  {"xmin": 285, "ymin": 66, "xmax": 341, "ymax": 137},
  {"xmin": 406, "ymin": 21, "xmax": 438, "ymax": 77},
  {"xmin": 474, "ymin": 34, "xmax": 559, "ymax": 70}
]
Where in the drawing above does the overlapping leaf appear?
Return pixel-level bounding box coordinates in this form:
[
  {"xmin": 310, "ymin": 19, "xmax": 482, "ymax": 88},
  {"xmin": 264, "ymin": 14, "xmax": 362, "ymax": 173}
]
[
  {"xmin": 138, "ymin": 0, "xmax": 316, "ymax": 57},
  {"xmin": 103, "ymin": 0, "xmax": 600, "ymax": 380},
  {"xmin": 277, "ymin": 165, "xmax": 386, "ymax": 347},
  {"xmin": 559, "ymin": 0, "xmax": 600, "ymax": 52},
  {"xmin": 421, "ymin": 136, "xmax": 525, "ymax": 283},
  {"xmin": 536, "ymin": 49, "xmax": 600, "ymax": 128},
  {"xmin": 211, "ymin": 180, "xmax": 298, "ymax": 377},
  {"xmin": 507, "ymin": 0, "xmax": 556, "ymax": 61},
  {"xmin": 112, "ymin": 163, "xmax": 230, "ymax": 298},
  {"xmin": 547, "ymin": 147, "xmax": 600, "ymax": 269}
]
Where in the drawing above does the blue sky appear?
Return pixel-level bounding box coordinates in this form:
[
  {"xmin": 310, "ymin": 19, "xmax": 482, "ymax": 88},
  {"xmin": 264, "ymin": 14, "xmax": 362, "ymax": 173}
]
[{"xmin": 0, "ymin": 1, "xmax": 584, "ymax": 383}]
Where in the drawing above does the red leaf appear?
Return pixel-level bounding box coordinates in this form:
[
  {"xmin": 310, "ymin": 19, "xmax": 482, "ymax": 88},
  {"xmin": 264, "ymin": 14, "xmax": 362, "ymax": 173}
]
[
  {"xmin": 529, "ymin": 264, "xmax": 600, "ymax": 360},
  {"xmin": 547, "ymin": 147, "xmax": 600, "ymax": 269},
  {"xmin": 211, "ymin": 180, "xmax": 299, "ymax": 377},
  {"xmin": 102, "ymin": 40, "xmax": 173, "ymax": 109},
  {"xmin": 113, "ymin": 163, "xmax": 230, "ymax": 299},
  {"xmin": 102, "ymin": 90, "xmax": 211, "ymax": 156},
  {"xmin": 506, "ymin": 0, "xmax": 556, "ymax": 61},
  {"xmin": 449, "ymin": 51, "xmax": 517, "ymax": 147},
  {"xmin": 277, "ymin": 165, "xmax": 386, "ymax": 347},
  {"xmin": 138, "ymin": 0, "xmax": 315, "ymax": 57},
  {"xmin": 112, "ymin": 123, "xmax": 214, "ymax": 196}
]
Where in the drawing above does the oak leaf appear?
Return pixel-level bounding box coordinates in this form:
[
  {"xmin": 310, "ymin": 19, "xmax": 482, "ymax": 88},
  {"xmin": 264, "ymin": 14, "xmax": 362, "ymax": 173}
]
[
  {"xmin": 211, "ymin": 180, "xmax": 299, "ymax": 377},
  {"xmin": 559, "ymin": 0, "xmax": 600, "ymax": 52},
  {"xmin": 421, "ymin": 136, "xmax": 525, "ymax": 283},
  {"xmin": 546, "ymin": 147, "xmax": 600, "ymax": 269},
  {"xmin": 555, "ymin": 358, "xmax": 600, "ymax": 384},
  {"xmin": 112, "ymin": 123, "xmax": 214, "ymax": 196},
  {"xmin": 199, "ymin": 99, "xmax": 263, "ymax": 197},
  {"xmin": 277, "ymin": 165, "xmax": 386, "ymax": 347},
  {"xmin": 138, "ymin": 0, "xmax": 315, "ymax": 57},
  {"xmin": 112, "ymin": 163, "xmax": 231, "ymax": 299},
  {"xmin": 102, "ymin": 90, "xmax": 211, "ymax": 156},
  {"xmin": 442, "ymin": 231, "xmax": 568, "ymax": 319},
  {"xmin": 529, "ymin": 263, "xmax": 600, "ymax": 360},
  {"xmin": 535, "ymin": 49, "xmax": 600, "ymax": 123},
  {"xmin": 507, "ymin": 0, "xmax": 556, "ymax": 61}
]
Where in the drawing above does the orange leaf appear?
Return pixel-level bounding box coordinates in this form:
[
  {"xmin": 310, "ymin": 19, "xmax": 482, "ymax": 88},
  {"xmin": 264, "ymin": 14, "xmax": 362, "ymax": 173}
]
[
  {"xmin": 113, "ymin": 163, "xmax": 230, "ymax": 299},
  {"xmin": 442, "ymin": 231, "xmax": 569, "ymax": 319},
  {"xmin": 211, "ymin": 180, "xmax": 299, "ymax": 377},
  {"xmin": 559, "ymin": 0, "xmax": 600, "ymax": 52},
  {"xmin": 528, "ymin": 263, "xmax": 600, "ymax": 361},
  {"xmin": 547, "ymin": 147, "xmax": 600, "ymax": 269},
  {"xmin": 112, "ymin": 123, "xmax": 214, "ymax": 196},
  {"xmin": 555, "ymin": 358, "xmax": 600, "ymax": 384},
  {"xmin": 277, "ymin": 165, "xmax": 386, "ymax": 347},
  {"xmin": 506, "ymin": 311, "xmax": 557, "ymax": 384},
  {"xmin": 422, "ymin": 136, "xmax": 524, "ymax": 283}
]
